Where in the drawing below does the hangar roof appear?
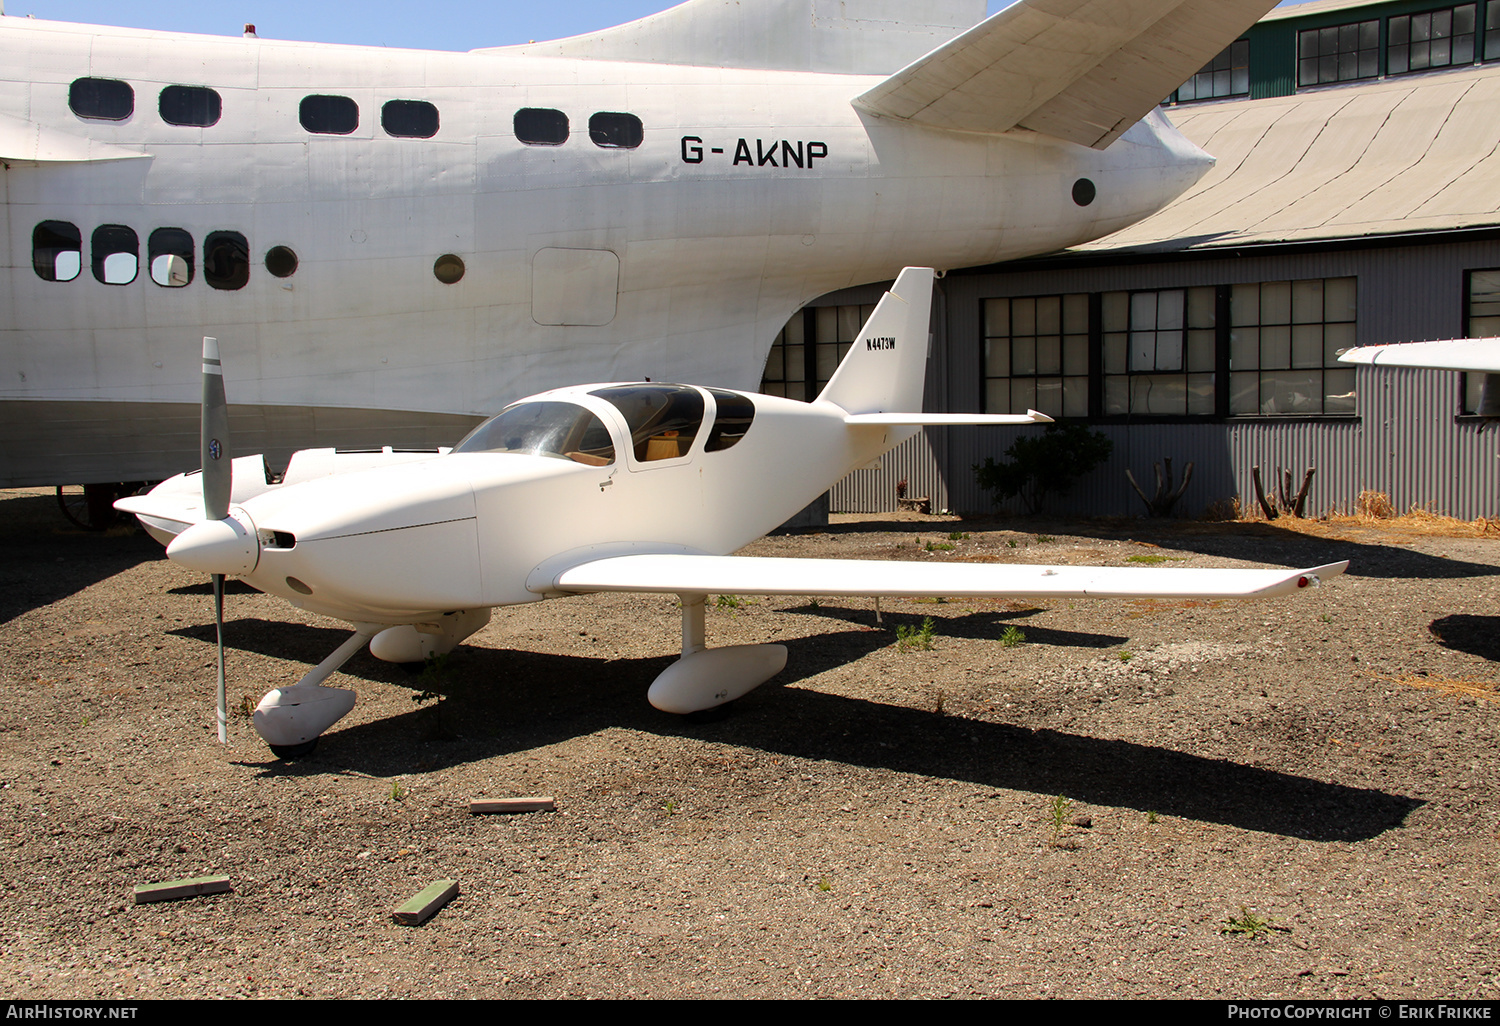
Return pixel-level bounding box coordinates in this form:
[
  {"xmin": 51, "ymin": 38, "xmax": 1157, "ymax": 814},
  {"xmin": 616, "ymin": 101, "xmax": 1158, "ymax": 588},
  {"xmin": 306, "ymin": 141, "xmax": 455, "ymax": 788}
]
[
  {"xmin": 1072, "ymin": 62, "xmax": 1500, "ymax": 256},
  {"xmin": 1259, "ymin": 0, "xmax": 1382, "ymax": 21}
]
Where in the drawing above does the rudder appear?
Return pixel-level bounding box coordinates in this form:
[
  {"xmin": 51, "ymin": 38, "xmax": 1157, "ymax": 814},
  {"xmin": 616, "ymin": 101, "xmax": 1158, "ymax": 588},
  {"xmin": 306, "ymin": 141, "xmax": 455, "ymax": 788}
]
[{"xmin": 815, "ymin": 267, "xmax": 934, "ymax": 416}]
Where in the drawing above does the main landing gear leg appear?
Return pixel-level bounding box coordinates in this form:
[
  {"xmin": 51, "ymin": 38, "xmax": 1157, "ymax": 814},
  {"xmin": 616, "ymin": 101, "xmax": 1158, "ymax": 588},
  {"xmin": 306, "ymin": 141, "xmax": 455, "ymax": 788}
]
[
  {"xmin": 253, "ymin": 625, "xmax": 379, "ymax": 758},
  {"xmin": 646, "ymin": 593, "xmax": 787, "ymax": 716}
]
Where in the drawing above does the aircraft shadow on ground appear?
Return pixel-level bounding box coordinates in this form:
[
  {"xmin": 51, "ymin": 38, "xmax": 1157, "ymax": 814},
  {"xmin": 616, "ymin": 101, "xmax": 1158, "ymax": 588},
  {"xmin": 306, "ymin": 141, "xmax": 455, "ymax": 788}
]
[
  {"xmin": 818, "ymin": 516, "xmax": 1499, "ymax": 582},
  {"xmin": 786, "ymin": 604, "xmax": 1127, "ymax": 648},
  {"xmin": 0, "ymin": 494, "xmax": 164, "ymax": 624},
  {"xmin": 1428, "ymin": 614, "xmax": 1500, "ymax": 661},
  {"xmin": 1091, "ymin": 520, "xmax": 1500, "ymax": 581},
  {"xmin": 200, "ymin": 618, "xmax": 1418, "ymax": 843},
  {"xmin": 169, "ymin": 579, "xmax": 263, "ymax": 597}
]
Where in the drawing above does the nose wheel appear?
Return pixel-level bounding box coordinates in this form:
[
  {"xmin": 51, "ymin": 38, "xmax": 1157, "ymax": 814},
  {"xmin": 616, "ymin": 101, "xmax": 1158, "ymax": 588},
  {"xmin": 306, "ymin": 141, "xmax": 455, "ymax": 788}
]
[{"xmin": 253, "ymin": 627, "xmax": 377, "ymax": 756}]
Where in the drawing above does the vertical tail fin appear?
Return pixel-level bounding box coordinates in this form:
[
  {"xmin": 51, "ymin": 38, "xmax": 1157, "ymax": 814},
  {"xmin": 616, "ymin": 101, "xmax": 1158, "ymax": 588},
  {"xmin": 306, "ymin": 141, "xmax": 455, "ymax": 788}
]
[{"xmin": 815, "ymin": 267, "xmax": 935, "ymax": 416}]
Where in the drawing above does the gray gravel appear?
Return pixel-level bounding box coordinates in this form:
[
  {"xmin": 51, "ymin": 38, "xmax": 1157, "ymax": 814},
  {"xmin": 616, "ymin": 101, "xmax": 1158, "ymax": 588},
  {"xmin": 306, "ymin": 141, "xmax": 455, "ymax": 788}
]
[{"xmin": 1, "ymin": 487, "xmax": 1497, "ymax": 999}]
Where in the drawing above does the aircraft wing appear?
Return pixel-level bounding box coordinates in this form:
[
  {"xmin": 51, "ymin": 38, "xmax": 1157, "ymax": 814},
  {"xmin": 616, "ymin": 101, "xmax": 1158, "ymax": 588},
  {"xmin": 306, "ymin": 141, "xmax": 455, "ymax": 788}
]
[
  {"xmin": 545, "ymin": 554, "xmax": 1347, "ymax": 600},
  {"xmin": 0, "ymin": 112, "xmax": 148, "ymax": 164},
  {"xmin": 854, "ymin": 0, "xmax": 1278, "ymax": 149},
  {"xmin": 1338, "ymin": 339, "xmax": 1500, "ymax": 374}
]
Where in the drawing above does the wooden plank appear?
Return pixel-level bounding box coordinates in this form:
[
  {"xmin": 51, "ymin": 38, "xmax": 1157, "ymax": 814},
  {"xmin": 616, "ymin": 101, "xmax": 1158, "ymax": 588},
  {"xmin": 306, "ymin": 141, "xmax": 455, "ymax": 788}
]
[
  {"xmin": 469, "ymin": 796, "xmax": 555, "ymax": 814},
  {"xmin": 393, "ymin": 879, "xmax": 459, "ymax": 926},
  {"xmin": 133, "ymin": 874, "xmax": 232, "ymax": 904}
]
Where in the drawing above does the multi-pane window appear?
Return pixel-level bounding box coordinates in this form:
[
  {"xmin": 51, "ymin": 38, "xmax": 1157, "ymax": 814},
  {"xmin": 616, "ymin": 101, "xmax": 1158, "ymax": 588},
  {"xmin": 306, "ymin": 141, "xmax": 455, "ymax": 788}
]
[
  {"xmin": 1102, "ymin": 288, "xmax": 1217, "ymax": 416},
  {"xmin": 1461, "ymin": 268, "xmax": 1500, "ymax": 413},
  {"xmin": 982, "ymin": 295, "xmax": 1089, "ymax": 417},
  {"xmin": 1486, "ymin": 4, "xmax": 1500, "ymax": 59},
  {"xmin": 814, "ymin": 305, "xmax": 874, "ymax": 390},
  {"xmin": 1298, "ymin": 20, "xmax": 1380, "ymax": 86},
  {"xmin": 761, "ymin": 303, "xmax": 874, "ymax": 401},
  {"xmin": 762, "ymin": 316, "xmax": 807, "ymax": 400},
  {"xmin": 1171, "ymin": 39, "xmax": 1250, "ymax": 102},
  {"xmin": 1389, "ymin": 5, "xmax": 1476, "ymax": 74},
  {"xmin": 1230, "ymin": 278, "xmax": 1356, "ymax": 416}
]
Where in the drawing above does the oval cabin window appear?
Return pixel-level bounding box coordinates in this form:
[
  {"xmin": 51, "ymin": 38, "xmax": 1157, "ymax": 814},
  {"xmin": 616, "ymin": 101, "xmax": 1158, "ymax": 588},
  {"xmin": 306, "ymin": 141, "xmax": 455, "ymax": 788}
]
[{"xmin": 70, "ymin": 78, "xmax": 133, "ymax": 121}]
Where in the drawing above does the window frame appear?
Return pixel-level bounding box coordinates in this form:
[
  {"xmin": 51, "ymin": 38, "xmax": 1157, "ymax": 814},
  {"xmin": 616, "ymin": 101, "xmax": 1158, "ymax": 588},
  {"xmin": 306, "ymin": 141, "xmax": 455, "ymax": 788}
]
[
  {"xmin": 514, "ymin": 107, "xmax": 569, "ymax": 146},
  {"xmin": 159, "ymin": 85, "xmax": 222, "ymax": 127},
  {"xmin": 381, "ymin": 99, "xmax": 439, "ymax": 139},
  {"xmin": 32, "ymin": 221, "xmax": 83, "ymax": 283},
  {"xmin": 1460, "ymin": 267, "xmax": 1500, "ymax": 415},
  {"xmin": 588, "ymin": 111, "xmax": 643, "ymax": 149},
  {"xmin": 91, "ymin": 224, "xmax": 140, "ymax": 286},
  {"xmin": 1297, "ymin": 18, "xmax": 1381, "ymax": 87},
  {"xmin": 69, "ymin": 77, "xmax": 134, "ymax": 121},
  {"xmin": 299, "ymin": 94, "xmax": 359, "ymax": 135}
]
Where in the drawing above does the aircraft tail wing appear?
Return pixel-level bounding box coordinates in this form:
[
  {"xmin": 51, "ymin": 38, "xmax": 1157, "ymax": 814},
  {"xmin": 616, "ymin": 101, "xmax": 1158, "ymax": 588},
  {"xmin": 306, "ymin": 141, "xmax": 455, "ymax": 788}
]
[
  {"xmin": 1338, "ymin": 339, "xmax": 1500, "ymax": 374},
  {"xmin": 844, "ymin": 411, "xmax": 1054, "ymax": 426},
  {"xmin": 815, "ymin": 267, "xmax": 935, "ymax": 417},
  {"xmin": 854, "ymin": 0, "xmax": 1278, "ymax": 149},
  {"xmin": 481, "ymin": 0, "xmax": 985, "ymax": 76},
  {"xmin": 541, "ymin": 553, "xmax": 1348, "ymax": 601}
]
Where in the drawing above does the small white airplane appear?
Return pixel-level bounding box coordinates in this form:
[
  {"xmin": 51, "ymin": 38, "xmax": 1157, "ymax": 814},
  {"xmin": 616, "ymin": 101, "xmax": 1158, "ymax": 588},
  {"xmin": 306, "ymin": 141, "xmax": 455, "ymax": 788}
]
[
  {"xmin": 120, "ymin": 268, "xmax": 1346, "ymax": 758},
  {"xmin": 4, "ymin": 0, "xmax": 1280, "ymax": 487}
]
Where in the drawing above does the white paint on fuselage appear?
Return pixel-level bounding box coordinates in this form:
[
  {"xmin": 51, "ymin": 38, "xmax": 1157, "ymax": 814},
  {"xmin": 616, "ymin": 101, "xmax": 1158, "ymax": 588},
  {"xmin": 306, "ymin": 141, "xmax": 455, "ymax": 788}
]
[
  {"xmin": 1, "ymin": 16, "xmax": 1211, "ymax": 484},
  {"xmin": 235, "ymin": 385, "xmax": 877, "ymax": 621}
]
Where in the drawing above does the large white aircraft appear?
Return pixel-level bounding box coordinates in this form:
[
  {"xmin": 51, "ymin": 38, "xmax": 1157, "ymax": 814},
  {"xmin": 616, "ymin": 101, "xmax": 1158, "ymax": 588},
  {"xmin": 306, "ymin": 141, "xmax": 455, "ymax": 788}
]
[
  {"xmin": 120, "ymin": 269, "xmax": 1345, "ymax": 758},
  {"xmin": 3, "ymin": 0, "xmax": 1278, "ymax": 490}
]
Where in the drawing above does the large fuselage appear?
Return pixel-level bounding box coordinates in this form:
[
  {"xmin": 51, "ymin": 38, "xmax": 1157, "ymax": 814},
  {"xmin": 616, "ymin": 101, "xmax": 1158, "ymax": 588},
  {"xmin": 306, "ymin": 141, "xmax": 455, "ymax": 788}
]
[{"xmin": 1, "ymin": 17, "xmax": 1211, "ymax": 485}]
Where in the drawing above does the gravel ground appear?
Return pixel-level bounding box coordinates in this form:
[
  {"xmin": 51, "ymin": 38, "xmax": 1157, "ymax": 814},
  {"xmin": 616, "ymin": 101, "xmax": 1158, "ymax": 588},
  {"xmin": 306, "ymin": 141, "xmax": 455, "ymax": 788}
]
[{"xmin": 0, "ymin": 487, "xmax": 1497, "ymax": 999}]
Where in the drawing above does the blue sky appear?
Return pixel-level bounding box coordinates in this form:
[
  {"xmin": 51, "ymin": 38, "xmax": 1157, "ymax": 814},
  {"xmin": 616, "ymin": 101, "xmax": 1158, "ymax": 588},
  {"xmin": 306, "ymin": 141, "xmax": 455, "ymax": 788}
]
[{"xmin": 5, "ymin": 1, "xmax": 1312, "ymax": 53}]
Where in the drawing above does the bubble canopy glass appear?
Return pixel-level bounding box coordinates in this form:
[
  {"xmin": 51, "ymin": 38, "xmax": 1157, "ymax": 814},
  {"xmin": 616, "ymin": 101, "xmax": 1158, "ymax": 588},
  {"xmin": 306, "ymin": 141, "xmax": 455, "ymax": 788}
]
[{"xmin": 453, "ymin": 402, "xmax": 615, "ymax": 465}]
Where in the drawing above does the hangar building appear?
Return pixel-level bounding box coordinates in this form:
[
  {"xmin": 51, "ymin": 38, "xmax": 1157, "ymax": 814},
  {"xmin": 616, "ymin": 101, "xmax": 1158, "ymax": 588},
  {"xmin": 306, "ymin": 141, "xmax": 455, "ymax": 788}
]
[{"xmin": 779, "ymin": 0, "xmax": 1500, "ymax": 519}]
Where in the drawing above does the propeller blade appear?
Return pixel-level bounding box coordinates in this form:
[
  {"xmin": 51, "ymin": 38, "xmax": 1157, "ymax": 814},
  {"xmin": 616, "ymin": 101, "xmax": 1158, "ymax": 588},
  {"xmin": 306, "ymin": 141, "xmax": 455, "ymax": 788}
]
[
  {"xmin": 213, "ymin": 572, "xmax": 227, "ymax": 744},
  {"xmin": 201, "ymin": 336, "xmax": 230, "ymax": 744},
  {"xmin": 201, "ymin": 336, "xmax": 231, "ymax": 521}
]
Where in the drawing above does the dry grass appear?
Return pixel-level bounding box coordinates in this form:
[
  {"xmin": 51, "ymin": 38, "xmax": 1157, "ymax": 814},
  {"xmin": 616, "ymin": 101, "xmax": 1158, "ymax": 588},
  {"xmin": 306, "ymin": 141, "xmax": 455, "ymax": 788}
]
[
  {"xmin": 1220, "ymin": 489, "xmax": 1500, "ymax": 539},
  {"xmin": 1356, "ymin": 489, "xmax": 1394, "ymax": 519},
  {"xmin": 1369, "ymin": 671, "xmax": 1500, "ymax": 703}
]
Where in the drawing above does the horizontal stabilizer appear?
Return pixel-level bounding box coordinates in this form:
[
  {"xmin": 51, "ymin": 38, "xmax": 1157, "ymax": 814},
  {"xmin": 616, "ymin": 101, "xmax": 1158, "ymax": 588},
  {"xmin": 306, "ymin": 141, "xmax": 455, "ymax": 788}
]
[
  {"xmin": 845, "ymin": 410, "xmax": 1054, "ymax": 426},
  {"xmin": 483, "ymin": 0, "xmax": 985, "ymax": 75},
  {"xmin": 1338, "ymin": 339, "xmax": 1500, "ymax": 374},
  {"xmin": 854, "ymin": 0, "xmax": 1278, "ymax": 149},
  {"xmin": 547, "ymin": 554, "xmax": 1348, "ymax": 601}
]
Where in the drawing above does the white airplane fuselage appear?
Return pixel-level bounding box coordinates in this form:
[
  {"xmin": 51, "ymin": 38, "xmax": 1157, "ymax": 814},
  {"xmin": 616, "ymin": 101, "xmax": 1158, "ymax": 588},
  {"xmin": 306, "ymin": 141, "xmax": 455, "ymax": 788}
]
[
  {"xmin": 207, "ymin": 387, "xmax": 868, "ymax": 624},
  {"xmin": 1, "ymin": 16, "xmax": 1213, "ymax": 486}
]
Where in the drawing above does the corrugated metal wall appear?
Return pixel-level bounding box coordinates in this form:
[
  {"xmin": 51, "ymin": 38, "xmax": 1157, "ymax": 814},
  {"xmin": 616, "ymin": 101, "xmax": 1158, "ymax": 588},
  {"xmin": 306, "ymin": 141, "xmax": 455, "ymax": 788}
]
[{"xmin": 826, "ymin": 239, "xmax": 1500, "ymax": 519}]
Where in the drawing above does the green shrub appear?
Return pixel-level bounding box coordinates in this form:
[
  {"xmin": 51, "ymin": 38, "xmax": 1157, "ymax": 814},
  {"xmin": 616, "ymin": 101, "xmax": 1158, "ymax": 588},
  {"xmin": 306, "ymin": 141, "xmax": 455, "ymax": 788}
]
[{"xmin": 974, "ymin": 423, "xmax": 1113, "ymax": 515}]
